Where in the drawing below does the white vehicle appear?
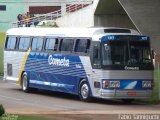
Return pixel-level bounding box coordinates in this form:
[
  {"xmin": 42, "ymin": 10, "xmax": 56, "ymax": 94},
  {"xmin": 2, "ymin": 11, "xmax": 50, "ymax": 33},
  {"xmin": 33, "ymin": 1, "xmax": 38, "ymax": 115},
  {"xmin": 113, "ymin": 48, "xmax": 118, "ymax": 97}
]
[{"xmin": 4, "ymin": 27, "xmax": 154, "ymax": 102}]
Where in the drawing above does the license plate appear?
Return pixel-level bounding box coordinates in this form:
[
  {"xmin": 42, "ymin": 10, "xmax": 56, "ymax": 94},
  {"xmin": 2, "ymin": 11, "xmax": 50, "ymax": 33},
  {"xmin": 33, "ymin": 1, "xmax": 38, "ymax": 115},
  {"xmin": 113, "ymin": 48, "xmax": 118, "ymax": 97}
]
[{"xmin": 127, "ymin": 91, "xmax": 136, "ymax": 96}]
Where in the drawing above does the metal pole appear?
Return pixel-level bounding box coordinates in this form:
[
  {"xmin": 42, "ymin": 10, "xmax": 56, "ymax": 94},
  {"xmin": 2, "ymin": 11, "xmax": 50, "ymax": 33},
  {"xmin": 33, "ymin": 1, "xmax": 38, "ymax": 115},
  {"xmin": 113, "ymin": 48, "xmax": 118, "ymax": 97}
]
[{"xmin": 158, "ymin": 62, "xmax": 160, "ymax": 100}]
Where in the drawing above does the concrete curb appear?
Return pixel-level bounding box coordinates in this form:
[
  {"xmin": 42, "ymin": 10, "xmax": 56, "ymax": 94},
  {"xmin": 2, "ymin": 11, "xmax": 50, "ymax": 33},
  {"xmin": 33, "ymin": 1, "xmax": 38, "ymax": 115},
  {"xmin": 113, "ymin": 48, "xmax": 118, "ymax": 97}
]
[{"xmin": 6, "ymin": 110, "xmax": 160, "ymax": 115}]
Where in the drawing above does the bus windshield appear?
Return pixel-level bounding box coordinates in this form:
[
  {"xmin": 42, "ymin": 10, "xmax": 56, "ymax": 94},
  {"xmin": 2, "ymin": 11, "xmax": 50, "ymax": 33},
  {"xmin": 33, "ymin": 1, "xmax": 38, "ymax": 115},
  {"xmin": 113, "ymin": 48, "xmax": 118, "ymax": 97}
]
[{"xmin": 102, "ymin": 40, "xmax": 153, "ymax": 70}]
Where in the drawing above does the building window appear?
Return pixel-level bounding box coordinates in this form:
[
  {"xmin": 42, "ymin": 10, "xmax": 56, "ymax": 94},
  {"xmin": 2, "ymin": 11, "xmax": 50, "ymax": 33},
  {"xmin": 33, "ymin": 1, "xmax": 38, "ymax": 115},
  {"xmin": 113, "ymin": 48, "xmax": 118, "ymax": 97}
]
[
  {"xmin": 0, "ymin": 5, "xmax": 6, "ymax": 11},
  {"xmin": 29, "ymin": 6, "xmax": 61, "ymax": 14}
]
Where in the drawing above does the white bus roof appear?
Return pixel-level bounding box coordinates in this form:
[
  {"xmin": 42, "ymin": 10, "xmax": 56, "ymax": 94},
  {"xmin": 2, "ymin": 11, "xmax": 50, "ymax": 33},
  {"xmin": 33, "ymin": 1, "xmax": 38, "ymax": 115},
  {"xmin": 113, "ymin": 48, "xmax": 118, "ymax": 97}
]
[{"xmin": 6, "ymin": 27, "xmax": 140, "ymax": 40}]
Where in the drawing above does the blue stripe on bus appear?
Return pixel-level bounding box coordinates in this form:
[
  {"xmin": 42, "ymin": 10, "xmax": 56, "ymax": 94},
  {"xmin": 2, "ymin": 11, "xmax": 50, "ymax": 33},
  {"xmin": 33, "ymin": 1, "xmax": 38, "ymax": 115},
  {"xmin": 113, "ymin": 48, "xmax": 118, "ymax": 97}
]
[
  {"xmin": 24, "ymin": 52, "xmax": 89, "ymax": 95},
  {"xmin": 30, "ymin": 80, "xmax": 74, "ymax": 89}
]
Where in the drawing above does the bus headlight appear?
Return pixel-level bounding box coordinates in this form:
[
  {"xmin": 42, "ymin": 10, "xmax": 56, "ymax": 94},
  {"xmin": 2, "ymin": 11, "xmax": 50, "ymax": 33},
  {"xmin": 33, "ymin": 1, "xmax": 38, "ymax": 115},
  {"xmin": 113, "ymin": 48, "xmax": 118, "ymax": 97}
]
[
  {"xmin": 109, "ymin": 81, "xmax": 120, "ymax": 88},
  {"xmin": 142, "ymin": 81, "xmax": 152, "ymax": 88},
  {"xmin": 102, "ymin": 80, "xmax": 120, "ymax": 89},
  {"xmin": 102, "ymin": 80, "xmax": 109, "ymax": 88}
]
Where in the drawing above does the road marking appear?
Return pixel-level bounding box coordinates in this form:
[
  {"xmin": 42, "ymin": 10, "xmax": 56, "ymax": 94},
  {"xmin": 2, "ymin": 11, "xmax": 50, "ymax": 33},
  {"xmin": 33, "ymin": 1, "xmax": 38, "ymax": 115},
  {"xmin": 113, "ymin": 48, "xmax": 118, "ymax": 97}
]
[{"xmin": 0, "ymin": 95, "xmax": 22, "ymax": 101}]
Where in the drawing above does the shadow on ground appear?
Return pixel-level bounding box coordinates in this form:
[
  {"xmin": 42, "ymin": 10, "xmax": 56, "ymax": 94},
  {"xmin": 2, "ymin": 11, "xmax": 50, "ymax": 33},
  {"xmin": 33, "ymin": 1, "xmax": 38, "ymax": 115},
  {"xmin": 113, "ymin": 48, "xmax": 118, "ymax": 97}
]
[{"xmin": 10, "ymin": 87, "xmax": 150, "ymax": 106}]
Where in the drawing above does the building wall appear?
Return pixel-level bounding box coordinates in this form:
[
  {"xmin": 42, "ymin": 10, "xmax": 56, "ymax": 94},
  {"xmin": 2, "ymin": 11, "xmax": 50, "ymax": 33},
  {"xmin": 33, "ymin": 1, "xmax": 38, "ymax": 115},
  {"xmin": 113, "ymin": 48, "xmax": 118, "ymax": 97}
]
[
  {"xmin": 56, "ymin": 4, "xmax": 94, "ymax": 27},
  {"xmin": 23, "ymin": 0, "xmax": 62, "ymax": 12},
  {"xmin": 0, "ymin": 0, "xmax": 25, "ymax": 31},
  {"xmin": 0, "ymin": 0, "xmax": 93, "ymax": 31},
  {"xmin": 94, "ymin": 0, "xmax": 136, "ymax": 30},
  {"xmin": 0, "ymin": 0, "xmax": 64, "ymax": 31},
  {"xmin": 94, "ymin": 14, "xmax": 136, "ymax": 29},
  {"xmin": 118, "ymin": 0, "xmax": 160, "ymax": 63}
]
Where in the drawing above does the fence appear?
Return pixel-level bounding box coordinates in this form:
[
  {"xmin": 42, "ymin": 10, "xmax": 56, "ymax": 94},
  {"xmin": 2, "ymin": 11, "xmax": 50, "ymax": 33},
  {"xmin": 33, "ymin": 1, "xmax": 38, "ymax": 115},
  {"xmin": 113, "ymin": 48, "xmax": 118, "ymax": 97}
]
[{"xmin": 11, "ymin": 0, "xmax": 93, "ymax": 28}]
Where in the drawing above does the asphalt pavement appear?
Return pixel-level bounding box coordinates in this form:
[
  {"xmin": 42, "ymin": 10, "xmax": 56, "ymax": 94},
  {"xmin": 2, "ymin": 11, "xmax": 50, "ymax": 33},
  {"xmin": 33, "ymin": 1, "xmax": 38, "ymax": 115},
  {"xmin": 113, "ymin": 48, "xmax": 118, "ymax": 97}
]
[{"xmin": 0, "ymin": 79, "xmax": 160, "ymax": 120}]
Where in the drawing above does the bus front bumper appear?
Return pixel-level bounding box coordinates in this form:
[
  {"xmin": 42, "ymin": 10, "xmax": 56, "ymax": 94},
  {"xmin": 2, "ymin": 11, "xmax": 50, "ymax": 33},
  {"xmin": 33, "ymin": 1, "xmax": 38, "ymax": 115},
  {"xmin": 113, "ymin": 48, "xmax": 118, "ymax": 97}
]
[{"xmin": 98, "ymin": 89, "xmax": 152, "ymax": 99}]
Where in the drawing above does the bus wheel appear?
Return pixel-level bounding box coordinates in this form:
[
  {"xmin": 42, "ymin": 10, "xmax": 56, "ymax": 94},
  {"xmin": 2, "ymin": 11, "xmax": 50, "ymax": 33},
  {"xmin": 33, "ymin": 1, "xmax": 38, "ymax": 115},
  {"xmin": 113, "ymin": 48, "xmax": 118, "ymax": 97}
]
[
  {"xmin": 79, "ymin": 81, "xmax": 91, "ymax": 102},
  {"xmin": 122, "ymin": 99, "xmax": 134, "ymax": 103},
  {"xmin": 21, "ymin": 73, "xmax": 30, "ymax": 92}
]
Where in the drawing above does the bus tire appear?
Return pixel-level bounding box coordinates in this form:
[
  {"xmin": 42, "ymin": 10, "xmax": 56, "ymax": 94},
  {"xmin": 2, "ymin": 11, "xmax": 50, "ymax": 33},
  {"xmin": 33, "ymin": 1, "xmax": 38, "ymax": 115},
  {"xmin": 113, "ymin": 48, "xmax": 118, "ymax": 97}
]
[
  {"xmin": 21, "ymin": 73, "xmax": 30, "ymax": 93},
  {"xmin": 79, "ymin": 80, "xmax": 91, "ymax": 102}
]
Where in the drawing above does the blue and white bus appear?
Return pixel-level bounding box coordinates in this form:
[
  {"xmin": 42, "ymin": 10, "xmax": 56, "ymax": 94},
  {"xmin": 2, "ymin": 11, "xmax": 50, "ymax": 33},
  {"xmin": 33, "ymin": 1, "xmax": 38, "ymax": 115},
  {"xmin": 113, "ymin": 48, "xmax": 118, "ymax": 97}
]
[{"xmin": 4, "ymin": 27, "xmax": 154, "ymax": 102}]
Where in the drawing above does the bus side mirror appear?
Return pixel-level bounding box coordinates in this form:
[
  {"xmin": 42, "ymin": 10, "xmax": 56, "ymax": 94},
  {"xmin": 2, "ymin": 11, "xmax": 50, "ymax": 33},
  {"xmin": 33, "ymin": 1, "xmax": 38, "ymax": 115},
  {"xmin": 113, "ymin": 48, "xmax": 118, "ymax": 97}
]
[
  {"xmin": 93, "ymin": 46, "xmax": 98, "ymax": 59},
  {"xmin": 92, "ymin": 45, "xmax": 101, "ymax": 67},
  {"xmin": 151, "ymin": 49, "xmax": 155, "ymax": 59}
]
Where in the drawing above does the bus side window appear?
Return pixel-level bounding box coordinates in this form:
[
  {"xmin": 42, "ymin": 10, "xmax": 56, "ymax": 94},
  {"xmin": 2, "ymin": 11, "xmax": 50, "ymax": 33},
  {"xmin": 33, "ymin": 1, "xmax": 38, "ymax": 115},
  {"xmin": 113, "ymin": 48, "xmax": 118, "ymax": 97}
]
[
  {"xmin": 59, "ymin": 38, "xmax": 74, "ymax": 52},
  {"xmin": 5, "ymin": 36, "xmax": 17, "ymax": 50},
  {"xmin": 45, "ymin": 38, "xmax": 58, "ymax": 51},
  {"xmin": 75, "ymin": 39, "xmax": 90, "ymax": 53},
  {"xmin": 31, "ymin": 37, "xmax": 43, "ymax": 51},
  {"xmin": 18, "ymin": 37, "xmax": 30, "ymax": 51}
]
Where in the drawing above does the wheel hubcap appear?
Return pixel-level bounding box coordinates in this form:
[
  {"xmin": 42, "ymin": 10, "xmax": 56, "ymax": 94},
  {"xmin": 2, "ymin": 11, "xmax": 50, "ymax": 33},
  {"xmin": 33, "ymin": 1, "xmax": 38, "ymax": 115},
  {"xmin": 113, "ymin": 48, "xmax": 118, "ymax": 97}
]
[
  {"xmin": 81, "ymin": 84, "xmax": 89, "ymax": 99},
  {"xmin": 22, "ymin": 76, "xmax": 27, "ymax": 91}
]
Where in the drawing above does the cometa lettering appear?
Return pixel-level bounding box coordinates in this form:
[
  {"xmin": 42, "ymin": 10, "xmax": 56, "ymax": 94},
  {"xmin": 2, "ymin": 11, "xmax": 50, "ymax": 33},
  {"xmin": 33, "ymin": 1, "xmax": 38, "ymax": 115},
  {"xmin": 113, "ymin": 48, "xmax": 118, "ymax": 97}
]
[
  {"xmin": 124, "ymin": 66, "xmax": 139, "ymax": 70},
  {"xmin": 48, "ymin": 55, "xmax": 70, "ymax": 67}
]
